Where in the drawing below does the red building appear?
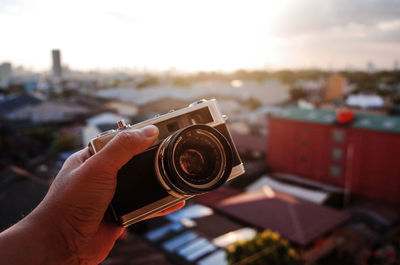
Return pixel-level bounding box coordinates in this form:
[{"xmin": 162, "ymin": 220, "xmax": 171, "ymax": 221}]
[{"xmin": 267, "ymin": 108, "xmax": 400, "ymax": 206}]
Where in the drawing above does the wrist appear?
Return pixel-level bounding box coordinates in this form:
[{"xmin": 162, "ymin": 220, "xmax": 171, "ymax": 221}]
[
  {"xmin": 27, "ymin": 204, "xmax": 79, "ymax": 265},
  {"xmin": 0, "ymin": 207, "xmax": 78, "ymax": 265}
]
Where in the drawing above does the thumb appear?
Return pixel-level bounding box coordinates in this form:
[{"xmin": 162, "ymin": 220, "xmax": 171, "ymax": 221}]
[{"xmin": 84, "ymin": 125, "xmax": 159, "ymax": 176}]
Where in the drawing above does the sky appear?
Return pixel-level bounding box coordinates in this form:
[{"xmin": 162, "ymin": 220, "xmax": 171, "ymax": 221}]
[{"xmin": 0, "ymin": 0, "xmax": 399, "ymax": 72}]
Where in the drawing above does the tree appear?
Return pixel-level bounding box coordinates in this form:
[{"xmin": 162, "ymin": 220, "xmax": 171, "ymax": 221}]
[
  {"xmin": 226, "ymin": 230, "xmax": 298, "ymax": 265},
  {"xmin": 53, "ymin": 134, "xmax": 80, "ymax": 153},
  {"xmin": 273, "ymin": 70, "xmax": 296, "ymax": 85},
  {"xmin": 172, "ymin": 77, "xmax": 191, "ymax": 87},
  {"xmin": 245, "ymin": 97, "xmax": 262, "ymax": 110},
  {"xmin": 26, "ymin": 127, "xmax": 56, "ymax": 147},
  {"xmin": 136, "ymin": 76, "xmax": 159, "ymax": 88},
  {"xmin": 289, "ymin": 88, "xmax": 307, "ymax": 101}
]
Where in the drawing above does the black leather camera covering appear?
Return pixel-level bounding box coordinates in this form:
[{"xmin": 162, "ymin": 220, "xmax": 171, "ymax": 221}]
[
  {"xmin": 112, "ymin": 146, "xmax": 169, "ymax": 217},
  {"xmin": 110, "ymin": 123, "xmax": 241, "ymax": 219}
]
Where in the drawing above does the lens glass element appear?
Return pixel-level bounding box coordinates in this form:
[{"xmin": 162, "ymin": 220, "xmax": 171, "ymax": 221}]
[
  {"xmin": 156, "ymin": 124, "xmax": 233, "ymax": 195},
  {"xmin": 179, "ymin": 149, "xmax": 205, "ymax": 176},
  {"xmin": 173, "ymin": 129, "xmax": 224, "ymax": 186}
]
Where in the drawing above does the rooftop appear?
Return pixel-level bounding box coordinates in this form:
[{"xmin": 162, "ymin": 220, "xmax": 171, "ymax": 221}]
[
  {"xmin": 0, "ymin": 93, "xmax": 43, "ymax": 116},
  {"xmin": 87, "ymin": 112, "xmax": 130, "ymax": 126},
  {"xmin": 0, "ymin": 165, "xmax": 49, "ymax": 231},
  {"xmin": 245, "ymin": 175, "xmax": 330, "ymax": 205},
  {"xmin": 273, "ymin": 107, "xmax": 400, "ymax": 134},
  {"xmin": 215, "ymin": 187, "xmax": 350, "ymax": 246},
  {"xmin": 7, "ymin": 100, "xmax": 90, "ymax": 122}
]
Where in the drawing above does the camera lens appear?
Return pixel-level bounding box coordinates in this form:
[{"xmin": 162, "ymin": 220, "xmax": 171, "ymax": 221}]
[
  {"xmin": 179, "ymin": 149, "xmax": 204, "ymax": 176},
  {"xmin": 174, "ymin": 129, "xmax": 224, "ymax": 186},
  {"xmin": 156, "ymin": 124, "xmax": 233, "ymax": 195}
]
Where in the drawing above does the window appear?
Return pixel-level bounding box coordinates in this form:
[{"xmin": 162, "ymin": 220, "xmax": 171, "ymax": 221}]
[
  {"xmin": 332, "ymin": 129, "xmax": 344, "ymax": 143},
  {"xmin": 331, "ymin": 148, "xmax": 343, "ymax": 160},
  {"xmin": 330, "ymin": 165, "xmax": 342, "ymax": 178}
]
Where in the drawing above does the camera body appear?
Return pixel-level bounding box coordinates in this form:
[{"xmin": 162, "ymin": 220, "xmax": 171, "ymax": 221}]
[{"xmin": 89, "ymin": 99, "xmax": 245, "ymax": 227}]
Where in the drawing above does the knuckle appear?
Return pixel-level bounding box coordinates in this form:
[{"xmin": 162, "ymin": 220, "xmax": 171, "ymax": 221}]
[
  {"xmin": 114, "ymin": 130, "xmax": 142, "ymax": 155},
  {"xmin": 115, "ymin": 130, "xmax": 140, "ymax": 148},
  {"xmin": 64, "ymin": 153, "xmax": 78, "ymax": 164}
]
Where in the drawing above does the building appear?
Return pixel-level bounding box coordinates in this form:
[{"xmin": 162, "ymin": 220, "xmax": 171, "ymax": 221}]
[
  {"xmin": 104, "ymin": 100, "xmax": 139, "ymax": 117},
  {"xmin": 367, "ymin": 61, "xmax": 376, "ymax": 73},
  {"xmin": 138, "ymin": 202, "xmax": 252, "ymax": 265},
  {"xmin": 51, "ymin": 49, "xmax": 62, "ymax": 80},
  {"xmin": 95, "ymin": 79, "xmax": 289, "ymax": 110},
  {"xmin": 0, "ymin": 62, "xmax": 12, "ymax": 82},
  {"xmin": 7, "ymin": 100, "xmax": 90, "ymax": 123},
  {"xmin": 245, "ymin": 175, "xmax": 331, "ymax": 205},
  {"xmin": 267, "ymin": 107, "xmax": 400, "ymax": 206},
  {"xmin": 138, "ymin": 97, "xmax": 190, "ymax": 114},
  {"xmin": 81, "ymin": 112, "xmax": 131, "ymax": 146},
  {"xmin": 293, "ymin": 78, "xmax": 325, "ymax": 102},
  {"xmin": 0, "ymin": 93, "xmax": 43, "ymax": 118},
  {"xmin": 345, "ymin": 94, "xmax": 385, "ymax": 109},
  {"xmin": 292, "ymin": 75, "xmax": 354, "ymax": 103},
  {"xmin": 323, "ymin": 74, "xmax": 346, "ymax": 101},
  {"xmin": 0, "ymin": 165, "xmax": 49, "ymax": 231}
]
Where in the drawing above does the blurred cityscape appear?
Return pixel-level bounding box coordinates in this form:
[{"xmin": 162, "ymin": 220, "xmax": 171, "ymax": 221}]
[{"xmin": 1, "ymin": 49, "xmax": 400, "ymax": 265}]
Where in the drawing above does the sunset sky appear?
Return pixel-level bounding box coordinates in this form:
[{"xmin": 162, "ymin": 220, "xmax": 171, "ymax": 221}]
[{"xmin": 0, "ymin": 0, "xmax": 399, "ymax": 72}]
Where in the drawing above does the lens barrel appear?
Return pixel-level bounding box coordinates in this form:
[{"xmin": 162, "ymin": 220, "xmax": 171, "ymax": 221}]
[{"xmin": 156, "ymin": 124, "xmax": 233, "ymax": 195}]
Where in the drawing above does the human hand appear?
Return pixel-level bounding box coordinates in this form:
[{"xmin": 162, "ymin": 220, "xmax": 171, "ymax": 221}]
[{"xmin": 0, "ymin": 125, "xmax": 184, "ymax": 265}]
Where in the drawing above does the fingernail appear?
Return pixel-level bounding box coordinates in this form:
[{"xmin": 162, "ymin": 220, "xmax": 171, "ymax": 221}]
[{"xmin": 141, "ymin": 125, "xmax": 158, "ymax": 137}]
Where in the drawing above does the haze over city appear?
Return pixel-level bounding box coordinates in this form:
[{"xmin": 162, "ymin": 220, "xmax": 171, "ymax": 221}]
[
  {"xmin": 1, "ymin": 1, "xmax": 400, "ymax": 264},
  {"xmin": 1, "ymin": 0, "xmax": 399, "ymax": 72}
]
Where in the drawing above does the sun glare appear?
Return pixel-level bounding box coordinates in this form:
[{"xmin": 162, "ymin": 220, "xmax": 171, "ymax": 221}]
[{"xmin": 0, "ymin": 0, "xmax": 292, "ymax": 71}]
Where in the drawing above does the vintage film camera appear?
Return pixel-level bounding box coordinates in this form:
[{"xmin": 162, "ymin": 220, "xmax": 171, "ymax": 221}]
[{"xmin": 89, "ymin": 99, "xmax": 245, "ymax": 226}]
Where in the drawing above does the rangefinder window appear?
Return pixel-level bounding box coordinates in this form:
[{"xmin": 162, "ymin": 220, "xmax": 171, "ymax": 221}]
[
  {"xmin": 190, "ymin": 114, "xmax": 202, "ymax": 124},
  {"xmin": 188, "ymin": 108, "xmax": 213, "ymax": 125},
  {"xmin": 154, "ymin": 107, "xmax": 214, "ymax": 139}
]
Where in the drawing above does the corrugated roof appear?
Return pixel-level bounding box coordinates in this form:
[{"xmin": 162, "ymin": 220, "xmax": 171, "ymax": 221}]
[
  {"xmin": 273, "ymin": 108, "xmax": 337, "ymax": 125},
  {"xmin": 273, "ymin": 107, "xmax": 400, "ymax": 134},
  {"xmin": 215, "ymin": 187, "xmax": 350, "ymax": 246},
  {"xmin": 0, "ymin": 93, "xmax": 43, "ymax": 116},
  {"xmin": 245, "ymin": 176, "xmax": 329, "ymax": 204},
  {"xmin": 351, "ymin": 112, "xmax": 400, "ymax": 134}
]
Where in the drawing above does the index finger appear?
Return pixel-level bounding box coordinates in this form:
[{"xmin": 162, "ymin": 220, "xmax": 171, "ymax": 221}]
[
  {"xmin": 144, "ymin": 201, "xmax": 186, "ymax": 220},
  {"xmin": 65, "ymin": 147, "xmax": 91, "ymax": 167}
]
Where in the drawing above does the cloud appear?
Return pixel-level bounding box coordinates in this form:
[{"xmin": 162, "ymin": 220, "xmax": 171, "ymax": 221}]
[
  {"xmin": 276, "ymin": 0, "xmax": 400, "ymax": 36},
  {"xmin": 0, "ymin": 0, "xmax": 24, "ymax": 13},
  {"xmin": 367, "ymin": 27, "xmax": 400, "ymax": 42}
]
